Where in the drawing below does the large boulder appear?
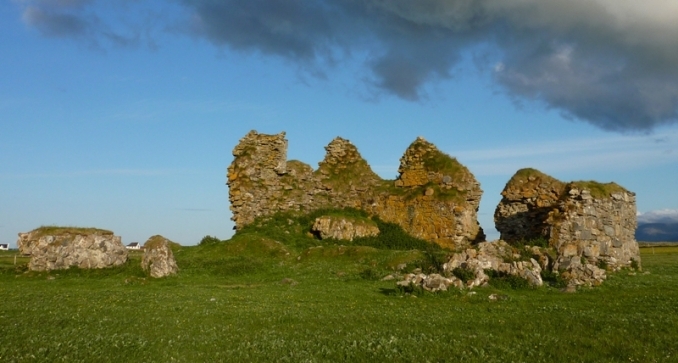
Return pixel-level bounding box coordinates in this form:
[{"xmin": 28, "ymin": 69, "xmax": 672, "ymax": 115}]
[
  {"xmin": 141, "ymin": 235, "xmax": 179, "ymax": 278},
  {"xmin": 17, "ymin": 227, "xmax": 127, "ymax": 271},
  {"xmin": 311, "ymin": 215, "xmax": 379, "ymax": 241}
]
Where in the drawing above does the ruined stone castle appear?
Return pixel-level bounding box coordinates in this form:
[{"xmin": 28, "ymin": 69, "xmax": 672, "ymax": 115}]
[
  {"xmin": 227, "ymin": 131, "xmax": 640, "ymax": 272},
  {"xmin": 227, "ymin": 130, "xmax": 484, "ymax": 250}
]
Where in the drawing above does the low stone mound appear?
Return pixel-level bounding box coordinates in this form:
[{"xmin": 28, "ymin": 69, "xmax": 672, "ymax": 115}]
[
  {"xmin": 445, "ymin": 240, "xmax": 545, "ymax": 288},
  {"xmin": 397, "ymin": 240, "xmax": 547, "ymax": 292},
  {"xmin": 311, "ymin": 215, "xmax": 379, "ymax": 241},
  {"xmin": 17, "ymin": 226, "xmax": 127, "ymax": 271},
  {"xmin": 141, "ymin": 235, "xmax": 179, "ymax": 278}
]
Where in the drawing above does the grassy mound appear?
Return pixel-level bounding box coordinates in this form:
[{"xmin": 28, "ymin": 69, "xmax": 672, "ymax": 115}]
[
  {"xmin": 569, "ymin": 181, "xmax": 629, "ymax": 199},
  {"xmin": 30, "ymin": 226, "xmax": 114, "ymax": 238}
]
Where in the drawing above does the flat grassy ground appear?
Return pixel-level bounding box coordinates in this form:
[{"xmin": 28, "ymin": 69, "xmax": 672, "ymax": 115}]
[{"xmin": 0, "ymin": 244, "xmax": 676, "ymax": 363}]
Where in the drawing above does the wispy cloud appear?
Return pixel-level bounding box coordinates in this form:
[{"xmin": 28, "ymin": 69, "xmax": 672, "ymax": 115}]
[
  {"xmin": 339, "ymin": 130, "xmax": 678, "ymax": 178},
  {"xmin": 638, "ymin": 209, "xmax": 678, "ymax": 224},
  {"xmin": 451, "ymin": 130, "xmax": 678, "ymax": 176}
]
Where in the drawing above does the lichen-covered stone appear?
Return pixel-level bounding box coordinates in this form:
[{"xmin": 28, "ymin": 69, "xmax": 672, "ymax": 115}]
[
  {"xmin": 17, "ymin": 227, "xmax": 127, "ymax": 271},
  {"xmin": 311, "ymin": 216, "xmax": 379, "ymax": 241},
  {"xmin": 227, "ymin": 131, "xmax": 484, "ymax": 249},
  {"xmin": 141, "ymin": 235, "xmax": 179, "ymax": 278},
  {"xmin": 494, "ymin": 168, "xmax": 565, "ymax": 243},
  {"xmin": 495, "ymin": 169, "xmax": 641, "ymax": 286}
]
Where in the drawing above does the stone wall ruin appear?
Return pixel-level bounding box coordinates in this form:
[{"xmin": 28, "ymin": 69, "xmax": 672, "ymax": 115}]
[
  {"xmin": 227, "ymin": 132, "xmax": 641, "ymax": 287},
  {"xmin": 227, "ymin": 130, "xmax": 485, "ymax": 249},
  {"xmin": 494, "ymin": 168, "xmax": 641, "ymax": 271}
]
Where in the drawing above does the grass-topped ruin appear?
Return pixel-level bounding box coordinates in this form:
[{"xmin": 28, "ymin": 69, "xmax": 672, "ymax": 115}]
[
  {"xmin": 227, "ymin": 130, "xmax": 484, "ymax": 250},
  {"xmin": 495, "ymin": 168, "xmax": 640, "ymax": 276},
  {"xmin": 228, "ymin": 131, "xmax": 641, "ymax": 289}
]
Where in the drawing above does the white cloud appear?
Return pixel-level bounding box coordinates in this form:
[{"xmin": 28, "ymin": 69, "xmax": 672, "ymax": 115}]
[
  {"xmin": 451, "ymin": 129, "xmax": 678, "ymax": 176},
  {"xmin": 637, "ymin": 209, "xmax": 678, "ymax": 224}
]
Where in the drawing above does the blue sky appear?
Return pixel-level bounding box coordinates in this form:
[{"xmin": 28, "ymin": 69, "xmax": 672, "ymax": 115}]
[{"xmin": 2, "ymin": 1, "xmax": 678, "ymax": 247}]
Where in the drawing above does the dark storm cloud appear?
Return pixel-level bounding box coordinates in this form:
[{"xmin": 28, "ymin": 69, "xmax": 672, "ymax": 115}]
[
  {"xmin": 19, "ymin": 0, "xmax": 146, "ymax": 48},
  {"xmin": 22, "ymin": 5, "xmax": 92, "ymax": 38},
  {"xmin": 183, "ymin": 0, "xmax": 338, "ymax": 61},
  {"xmin": 17, "ymin": 0, "xmax": 678, "ymax": 131}
]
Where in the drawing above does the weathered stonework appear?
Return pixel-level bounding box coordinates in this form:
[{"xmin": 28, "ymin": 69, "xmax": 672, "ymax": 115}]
[
  {"xmin": 17, "ymin": 227, "xmax": 128, "ymax": 271},
  {"xmin": 494, "ymin": 169, "xmax": 565, "ymax": 243},
  {"xmin": 141, "ymin": 235, "xmax": 179, "ymax": 278},
  {"xmin": 495, "ymin": 169, "xmax": 641, "ymax": 275},
  {"xmin": 397, "ymin": 240, "xmax": 546, "ymax": 291},
  {"xmin": 227, "ymin": 131, "xmax": 484, "ymax": 249},
  {"xmin": 549, "ymin": 183, "xmax": 640, "ymax": 272},
  {"xmin": 311, "ymin": 216, "xmax": 380, "ymax": 241}
]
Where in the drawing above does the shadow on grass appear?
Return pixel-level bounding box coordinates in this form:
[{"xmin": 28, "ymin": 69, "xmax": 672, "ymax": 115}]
[{"xmin": 378, "ymin": 287, "xmax": 398, "ymax": 296}]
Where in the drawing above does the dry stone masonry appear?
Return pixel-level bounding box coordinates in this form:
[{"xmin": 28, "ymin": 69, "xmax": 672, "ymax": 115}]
[
  {"xmin": 549, "ymin": 183, "xmax": 640, "ymax": 275},
  {"xmin": 17, "ymin": 227, "xmax": 128, "ymax": 271},
  {"xmin": 227, "ymin": 130, "xmax": 484, "ymax": 249},
  {"xmin": 495, "ymin": 169, "xmax": 641, "ymax": 277},
  {"xmin": 141, "ymin": 235, "xmax": 179, "ymax": 278}
]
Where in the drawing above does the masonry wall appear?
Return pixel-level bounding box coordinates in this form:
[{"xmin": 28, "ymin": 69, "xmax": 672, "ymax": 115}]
[
  {"xmin": 494, "ymin": 169, "xmax": 640, "ymax": 269},
  {"xmin": 227, "ymin": 130, "xmax": 484, "ymax": 249},
  {"xmin": 550, "ymin": 184, "xmax": 640, "ymax": 270}
]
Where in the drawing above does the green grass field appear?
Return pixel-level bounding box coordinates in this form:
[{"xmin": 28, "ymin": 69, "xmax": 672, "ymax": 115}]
[{"xmin": 1, "ymin": 241, "xmax": 676, "ymax": 362}]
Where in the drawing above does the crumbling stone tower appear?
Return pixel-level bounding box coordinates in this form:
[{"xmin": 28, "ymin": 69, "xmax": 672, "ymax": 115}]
[{"xmin": 494, "ymin": 168, "xmax": 640, "ymax": 270}]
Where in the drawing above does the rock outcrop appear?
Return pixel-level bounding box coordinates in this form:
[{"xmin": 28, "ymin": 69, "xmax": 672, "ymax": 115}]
[
  {"xmin": 311, "ymin": 215, "xmax": 380, "ymax": 241},
  {"xmin": 227, "ymin": 131, "xmax": 484, "ymax": 249},
  {"xmin": 17, "ymin": 227, "xmax": 127, "ymax": 271},
  {"xmin": 495, "ymin": 169, "xmax": 641, "ymax": 282},
  {"xmin": 141, "ymin": 235, "xmax": 179, "ymax": 278}
]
